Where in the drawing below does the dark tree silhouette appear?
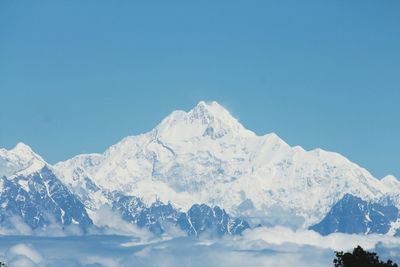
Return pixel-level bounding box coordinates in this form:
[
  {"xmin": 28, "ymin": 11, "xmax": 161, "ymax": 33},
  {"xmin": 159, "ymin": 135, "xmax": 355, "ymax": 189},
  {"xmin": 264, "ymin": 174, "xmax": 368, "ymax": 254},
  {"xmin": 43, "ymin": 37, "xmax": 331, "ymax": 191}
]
[{"xmin": 334, "ymin": 246, "xmax": 398, "ymax": 267}]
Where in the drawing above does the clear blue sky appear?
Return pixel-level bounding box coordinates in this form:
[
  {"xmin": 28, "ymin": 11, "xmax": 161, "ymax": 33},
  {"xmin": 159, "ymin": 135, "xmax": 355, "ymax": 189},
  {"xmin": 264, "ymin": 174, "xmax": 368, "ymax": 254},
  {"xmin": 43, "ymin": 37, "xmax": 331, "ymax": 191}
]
[{"xmin": 0, "ymin": 0, "xmax": 399, "ymax": 178}]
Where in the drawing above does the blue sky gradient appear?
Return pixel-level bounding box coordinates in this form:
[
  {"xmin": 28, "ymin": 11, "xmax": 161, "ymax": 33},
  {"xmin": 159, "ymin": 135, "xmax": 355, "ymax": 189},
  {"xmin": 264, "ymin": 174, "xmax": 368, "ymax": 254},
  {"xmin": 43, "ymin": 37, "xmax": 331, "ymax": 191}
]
[{"xmin": 0, "ymin": 0, "xmax": 399, "ymax": 178}]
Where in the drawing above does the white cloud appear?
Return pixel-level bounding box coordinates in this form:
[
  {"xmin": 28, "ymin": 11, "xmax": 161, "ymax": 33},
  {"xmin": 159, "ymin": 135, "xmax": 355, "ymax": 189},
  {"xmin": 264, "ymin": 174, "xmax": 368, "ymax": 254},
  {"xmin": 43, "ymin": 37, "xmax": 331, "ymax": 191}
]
[
  {"xmin": 7, "ymin": 244, "xmax": 43, "ymax": 266},
  {"xmin": 0, "ymin": 226, "xmax": 399, "ymax": 267},
  {"xmin": 82, "ymin": 256, "xmax": 119, "ymax": 267},
  {"xmin": 0, "ymin": 216, "xmax": 32, "ymax": 236},
  {"xmin": 88, "ymin": 205, "xmax": 154, "ymax": 240},
  {"xmin": 8, "ymin": 256, "xmax": 37, "ymax": 267},
  {"xmin": 236, "ymin": 226, "xmax": 400, "ymax": 251}
]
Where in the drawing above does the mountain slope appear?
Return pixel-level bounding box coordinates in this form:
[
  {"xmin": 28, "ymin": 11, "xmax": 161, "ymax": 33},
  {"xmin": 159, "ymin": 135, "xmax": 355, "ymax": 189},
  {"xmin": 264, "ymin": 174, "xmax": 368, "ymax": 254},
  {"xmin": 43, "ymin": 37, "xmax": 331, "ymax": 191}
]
[
  {"xmin": 0, "ymin": 143, "xmax": 46, "ymax": 178},
  {"xmin": 310, "ymin": 194, "xmax": 399, "ymax": 235},
  {"xmin": 177, "ymin": 204, "xmax": 250, "ymax": 236},
  {"xmin": 0, "ymin": 142, "xmax": 250, "ymax": 236},
  {"xmin": 0, "ymin": 167, "xmax": 93, "ymax": 231},
  {"xmin": 0, "ymin": 143, "xmax": 93, "ymax": 232},
  {"xmin": 112, "ymin": 194, "xmax": 249, "ymax": 236},
  {"xmin": 54, "ymin": 101, "xmax": 396, "ymax": 227}
]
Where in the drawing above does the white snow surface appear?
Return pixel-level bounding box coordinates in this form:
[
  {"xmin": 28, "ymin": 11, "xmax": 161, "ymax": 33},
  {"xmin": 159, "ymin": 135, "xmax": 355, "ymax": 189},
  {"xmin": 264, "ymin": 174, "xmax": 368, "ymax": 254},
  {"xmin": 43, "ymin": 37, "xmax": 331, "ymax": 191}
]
[
  {"xmin": 50, "ymin": 101, "xmax": 398, "ymax": 227},
  {"xmin": 2, "ymin": 101, "xmax": 398, "ymax": 227},
  {"xmin": 0, "ymin": 142, "xmax": 46, "ymax": 179}
]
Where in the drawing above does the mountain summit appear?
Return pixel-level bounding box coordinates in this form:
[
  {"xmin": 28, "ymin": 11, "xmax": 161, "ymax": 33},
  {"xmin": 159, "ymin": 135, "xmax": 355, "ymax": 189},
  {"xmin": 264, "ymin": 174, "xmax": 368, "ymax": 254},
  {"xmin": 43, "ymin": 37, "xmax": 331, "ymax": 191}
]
[
  {"xmin": 154, "ymin": 101, "xmax": 255, "ymax": 141},
  {"xmin": 1, "ymin": 101, "xmax": 398, "ymax": 234},
  {"xmin": 0, "ymin": 143, "xmax": 46, "ymax": 178},
  {"xmin": 53, "ymin": 101, "xmax": 397, "ymax": 228}
]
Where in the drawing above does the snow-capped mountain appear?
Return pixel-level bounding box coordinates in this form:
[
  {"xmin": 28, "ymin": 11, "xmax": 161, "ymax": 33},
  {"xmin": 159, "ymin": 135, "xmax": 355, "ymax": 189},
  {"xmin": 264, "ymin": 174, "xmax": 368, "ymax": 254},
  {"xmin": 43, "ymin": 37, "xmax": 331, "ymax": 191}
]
[
  {"xmin": 112, "ymin": 193, "xmax": 249, "ymax": 236},
  {"xmin": 178, "ymin": 204, "xmax": 250, "ymax": 236},
  {"xmin": 0, "ymin": 144, "xmax": 93, "ymax": 231},
  {"xmin": 0, "ymin": 143, "xmax": 46, "ymax": 178},
  {"xmin": 53, "ymin": 101, "xmax": 397, "ymax": 227},
  {"xmin": 310, "ymin": 194, "xmax": 399, "ymax": 235},
  {"xmin": 0, "ymin": 140, "xmax": 247, "ymax": 235}
]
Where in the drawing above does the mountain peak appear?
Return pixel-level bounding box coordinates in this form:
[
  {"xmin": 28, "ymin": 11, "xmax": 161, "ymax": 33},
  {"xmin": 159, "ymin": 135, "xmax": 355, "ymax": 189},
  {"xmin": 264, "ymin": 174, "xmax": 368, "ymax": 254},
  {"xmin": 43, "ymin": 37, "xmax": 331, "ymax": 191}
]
[
  {"xmin": 381, "ymin": 175, "xmax": 399, "ymax": 189},
  {"xmin": 383, "ymin": 174, "xmax": 397, "ymax": 181},
  {"xmin": 11, "ymin": 142, "xmax": 45, "ymax": 163},
  {"xmin": 192, "ymin": 100, "xmax": 228, "ymax": 116},
  {"xmin": 155, "ymin": 101, "xmax": 255, "ymax": 140},
  {"xmin": 12, "ymin": 142, "xmax": 35, "ymax": 154},
  {"xmin": 188, "ymin": 101, "xmax": 241, "ymax": 127},
  {"xmin": 0, "ymin": 142, "xmax": 46, "ymax": 177}
]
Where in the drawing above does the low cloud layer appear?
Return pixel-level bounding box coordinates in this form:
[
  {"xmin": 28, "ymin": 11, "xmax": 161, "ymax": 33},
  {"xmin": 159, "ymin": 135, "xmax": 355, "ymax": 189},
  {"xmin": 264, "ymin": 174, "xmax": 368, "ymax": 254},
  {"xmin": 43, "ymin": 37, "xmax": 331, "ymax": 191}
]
[
  {"xmin": 237, "ymin": 226, "xmax": 400, "ymax": 251},
  {"xmin": 0, "ymin": 226, "xmax": 400, "ymax": 267}
]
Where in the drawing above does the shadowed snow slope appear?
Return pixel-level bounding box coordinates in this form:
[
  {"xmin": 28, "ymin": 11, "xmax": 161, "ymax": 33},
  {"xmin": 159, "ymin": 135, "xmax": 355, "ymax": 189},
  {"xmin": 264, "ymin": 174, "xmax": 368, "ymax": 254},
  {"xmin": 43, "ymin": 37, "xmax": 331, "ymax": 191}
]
[
  {"xmin": 0, "ymin": 166, "xmax": 93, "ymax": 231},
  {"xmin": 52, "ymin": 101, "xmax": 398, "ymax": 227},
  {"xmin": 310, "ymin": 194, "xmax": 399, "ymax": 235},
  {"xmin": 0, "ymin": 144, "xmax": 93, "ymax": 232}
]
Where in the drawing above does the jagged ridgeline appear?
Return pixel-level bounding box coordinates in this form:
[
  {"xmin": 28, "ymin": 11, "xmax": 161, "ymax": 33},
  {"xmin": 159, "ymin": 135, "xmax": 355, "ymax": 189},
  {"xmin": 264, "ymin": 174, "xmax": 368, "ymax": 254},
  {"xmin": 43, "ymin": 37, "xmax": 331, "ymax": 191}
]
[
  {"xmin": 1, "ymin": 101, "xmax": 400, "ymax": 236},
  {"xmin": 0, "ymin": 167, "xmax": 93, "ymax": 231},
  {"xmin": 112, "ymin": 193, "xmax": 249, "ymax": 236},
  {"xmin": 310, "ymin": 194, "xmax": 399, "ymax": 235},
  {"xmin": 0, "ymin": 165, "xmax": 249, "ymax": 235}
]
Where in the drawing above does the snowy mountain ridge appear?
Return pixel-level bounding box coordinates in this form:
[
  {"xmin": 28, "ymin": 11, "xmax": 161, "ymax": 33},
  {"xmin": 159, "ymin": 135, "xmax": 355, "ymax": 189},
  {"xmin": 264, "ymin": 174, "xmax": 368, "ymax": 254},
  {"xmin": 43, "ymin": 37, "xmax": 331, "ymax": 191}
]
[
  {"xmin": 0, "ymin": 141, "xmax": 96, "ymax": 232},
  {"xmin": 1, "ymin": 101, "xmax": 398, "ymax": 230},
  {"xmin": 48, "ymin": 101, "xmax": 397, "ymax": 227},
  {"xmin": 0, "ymin": 140, "xmax": 249, "ymax": 235},
  {"xmin": 0, "ymin": 142, "xmax": 46, "ymax": 178}
]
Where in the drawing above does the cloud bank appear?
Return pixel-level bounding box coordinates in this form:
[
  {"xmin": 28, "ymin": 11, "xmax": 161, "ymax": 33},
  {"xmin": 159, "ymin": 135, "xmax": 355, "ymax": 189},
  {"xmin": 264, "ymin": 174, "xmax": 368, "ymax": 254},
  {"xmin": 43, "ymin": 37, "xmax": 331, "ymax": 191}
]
[{"xmin": 0, "ymin": 226, "xmax": 400, "ymax": 267}]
